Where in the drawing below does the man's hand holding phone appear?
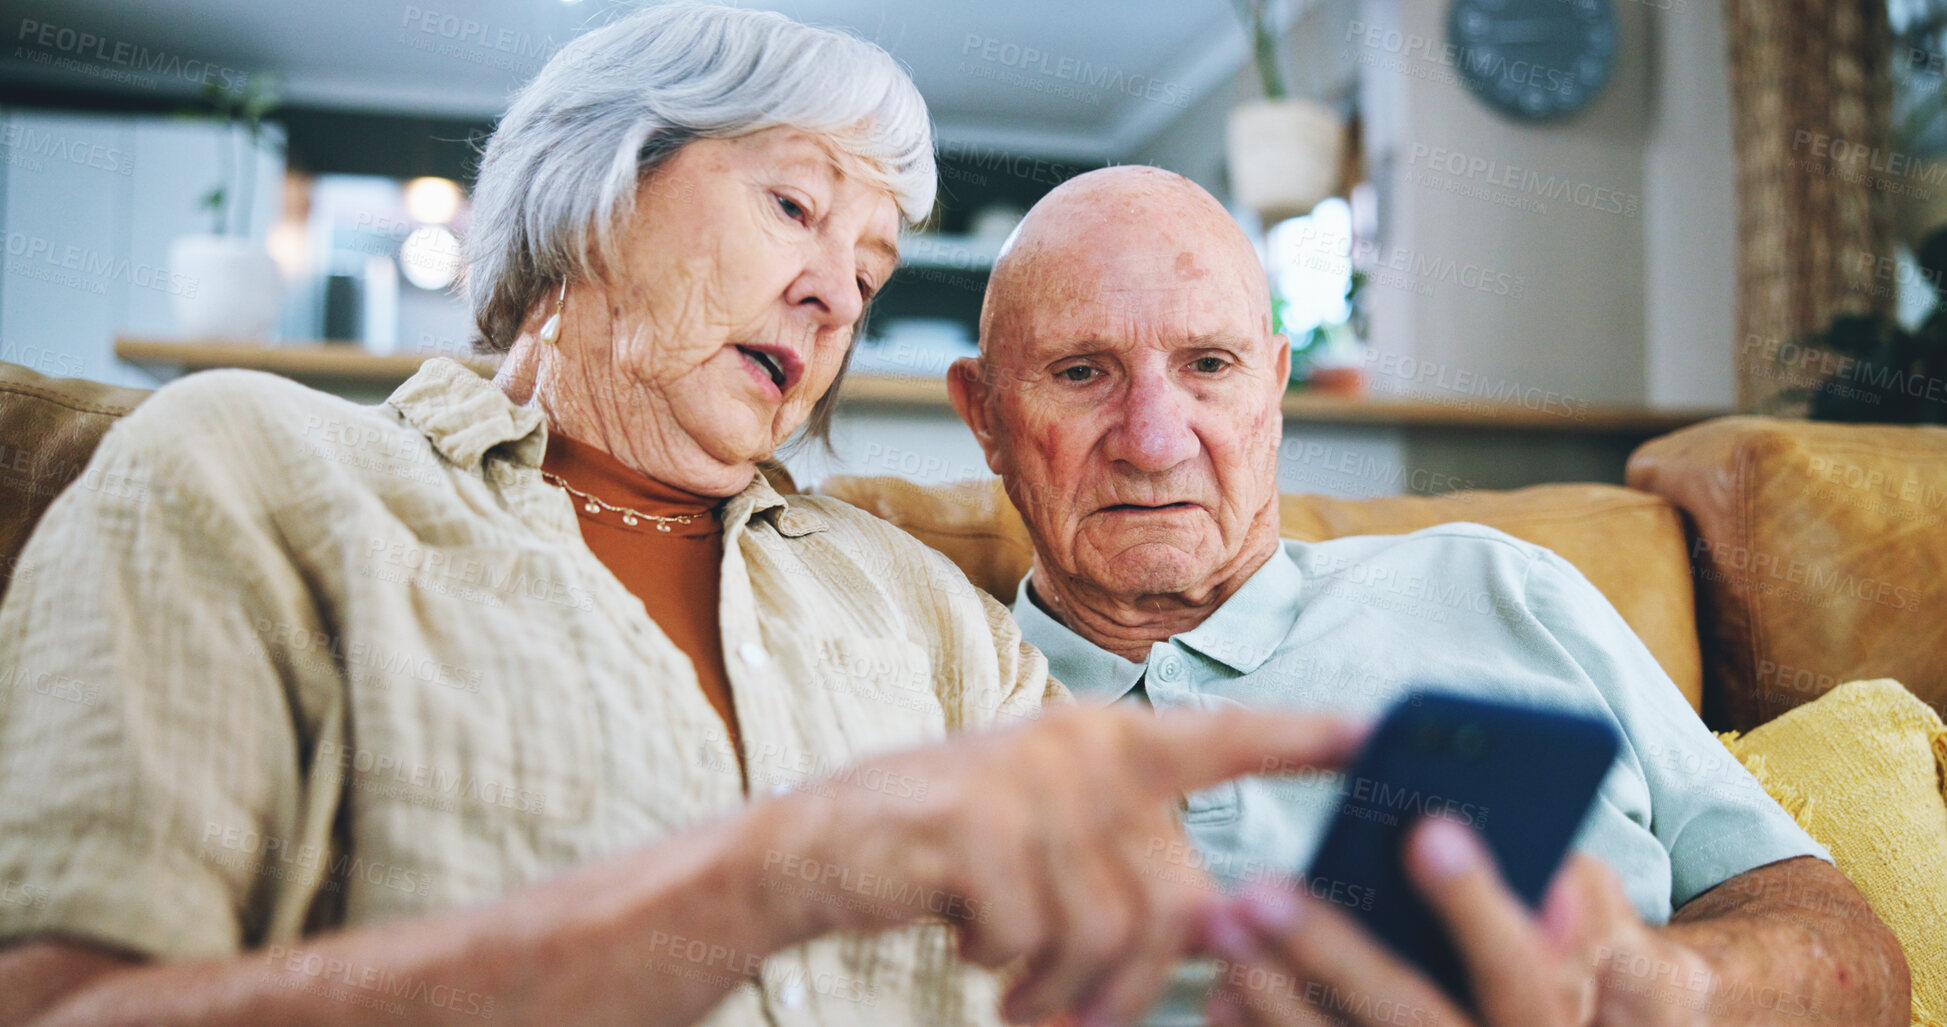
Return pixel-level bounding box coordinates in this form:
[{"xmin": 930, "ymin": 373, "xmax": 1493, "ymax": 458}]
[
  {"xmin": 1190, "ymin": 692, "xmax": 1716, "ymax": 1026},
  {"xmin": 1198, "ymin": 816, "xmax": 1718, "ymax": 1026}
]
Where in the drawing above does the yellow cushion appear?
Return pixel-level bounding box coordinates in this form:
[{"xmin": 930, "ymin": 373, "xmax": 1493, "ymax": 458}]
[{"xmin": 1716, "ymin": 679, "xmax": 1947, "ymax": 1026}]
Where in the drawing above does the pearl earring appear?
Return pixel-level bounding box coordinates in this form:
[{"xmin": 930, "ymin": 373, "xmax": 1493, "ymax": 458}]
[{"xmin": 539, "ymin": 278, "xmax": 567, "ymax": 345}]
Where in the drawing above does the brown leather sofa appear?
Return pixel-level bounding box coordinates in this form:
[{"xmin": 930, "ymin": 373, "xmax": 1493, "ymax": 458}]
[
  {"xmin": 1630, "ymin": 418, "xmax": 1947, "ymax": 729},
  {"xmin": 0, "ymin": 361, "xmax": 148, "ymax": 605},
  {"xmin": 2, "ymin": 358, "xmax": 1943, "ymax": 732},
  {"xmin": 818, "ymin": 425, "xmax": 1947, "ymax": 732},
  {"xmin": 8, "ymin": 357, "xmax": 1946, "ymax": 1022}
]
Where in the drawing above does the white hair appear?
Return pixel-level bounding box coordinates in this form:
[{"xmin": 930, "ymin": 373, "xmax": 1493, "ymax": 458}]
[{"xmin": 465, "ymin": 1, "xmax": 936, "ymax": 353}]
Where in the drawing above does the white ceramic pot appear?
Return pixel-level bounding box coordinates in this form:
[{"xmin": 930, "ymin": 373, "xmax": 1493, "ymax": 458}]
[
  {"xmin": 1226, "ymin": 97, "xmax": 1345, "ymax": 223},
  {"xmin": 167, "ymin": 234, "xmax": 282, "ymax": 340}
]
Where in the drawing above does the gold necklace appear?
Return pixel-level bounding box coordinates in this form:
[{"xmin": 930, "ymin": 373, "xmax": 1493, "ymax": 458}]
[{"xmin": 541, "ymin": 471, "xmax": 708, "ymax": 532}]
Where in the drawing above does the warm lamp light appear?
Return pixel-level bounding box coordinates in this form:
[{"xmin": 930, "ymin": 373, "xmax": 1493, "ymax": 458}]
[
  {"xmin": 404, "ymin": 177, "xmax": 464, "ymax": 225},
  {"xmin": 400, "ymin": 225, "xmax": 462, "ymax": 290}
]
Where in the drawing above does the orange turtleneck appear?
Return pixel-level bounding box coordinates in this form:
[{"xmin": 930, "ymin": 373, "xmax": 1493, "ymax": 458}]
[{"xmin": 541, "ymin": 432, "xmax": 741, "ymax": 760}]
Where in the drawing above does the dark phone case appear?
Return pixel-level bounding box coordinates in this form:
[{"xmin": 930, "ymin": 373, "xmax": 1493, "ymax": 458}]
[{"xmin": 1302, "ymin": 692, "xmax": 1620, "ymax": 1008}]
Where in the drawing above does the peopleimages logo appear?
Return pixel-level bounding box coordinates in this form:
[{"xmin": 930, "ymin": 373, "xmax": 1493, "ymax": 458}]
[
  {"xmin": 1343, "ymin": 20, "xmax": 1583, "ymax": 99},
  {"xmin": 1279, "ymin": 220, "xmax": 1528, "ymax": 300},
  {"xmin": 936, "ymin": 140, "xmax": 1088, "ymax": 188},
  {"xmin": 1348, "ymin": 775, "xmax": 1489, "ymax": 829},
  {"xmin": 398, "ymin": 5, "xmax": 561, "ymax": 74},
  {"xmin": 958, "ymin": 34, "xmax": 1191, "ymax": 109},
  {"xmin": 15, "ymin": 18, "xmax": 253, "ymax": 90},
  {"xmin": 1406, "ymin": 144, "xmax": 1640, "ymax": 218},
  {"xmin": 400, "ymin": 5, "xmax": 559, "ymax": 59},
  {"xmin": 1690, "ymin": 537, "xmax": 1923, "ymax": 611},
  {"xmin": 0, "ymin": 124, "xmax": 133, "ymax": 176},
  {"xmin": 1790, "ymin": 130, "xmax": 1947, "ymax": 200},
  {"xmin": 4, "ymin": 231, "xmax": 198, "ymax": 298}
]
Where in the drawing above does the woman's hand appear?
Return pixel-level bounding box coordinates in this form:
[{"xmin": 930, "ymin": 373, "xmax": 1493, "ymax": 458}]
[
  {"xmin": 759, "ymin": 704, "xmax": 1365, "ymax": 1026},
  {"xmin": 1199, "ymin": 817, "xmax": 1708, "ymax": 1027}
]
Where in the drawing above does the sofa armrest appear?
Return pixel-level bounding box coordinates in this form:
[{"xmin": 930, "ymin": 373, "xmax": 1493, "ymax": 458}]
[
  {"xmin": 1628, "ymin": 416, "xmax": 1947, "ymax": 729},
  {"xmin": 0, "ymin": 362, "xmax": 148, "ymax": 607}
]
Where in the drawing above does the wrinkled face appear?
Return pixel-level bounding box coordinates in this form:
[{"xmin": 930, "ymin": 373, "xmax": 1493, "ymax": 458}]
[
  {"xmin": 978, "ymin": 243, "xmax": 1286, "ymax": 600},
  {"xmin": 594, "ymin": 128, "xmax": 899, "ymax": 489}
]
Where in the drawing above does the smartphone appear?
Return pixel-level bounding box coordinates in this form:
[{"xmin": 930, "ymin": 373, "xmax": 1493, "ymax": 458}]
[{"xmin": 1302, "ymin": 691, "xmax": 1620, "ymax": 1009}]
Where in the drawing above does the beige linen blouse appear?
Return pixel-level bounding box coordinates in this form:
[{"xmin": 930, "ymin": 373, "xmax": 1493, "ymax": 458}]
[{"xmin": 0, "ymin": 357, "xmax": 1062, "ymax": 1026}]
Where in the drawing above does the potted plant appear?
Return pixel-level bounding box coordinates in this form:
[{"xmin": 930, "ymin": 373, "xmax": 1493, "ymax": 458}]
[
  {"xmin": 1786, "ymin": 5, "xmax": 1947, "ymax": 424},
  {"xmin": 1225, "ymin": 0, "xmax": 1343, "ymax": 223},
  {"xmin": 1778, "ymin": 227, "xmax": 1947, "ymax": 424},
  {"xmin": 168, "ymin": 75, "xmax": 283, "ymax": 340},
  {"xmin": 1288, "ymin": 268, "xmax": 1369, "ymax": 396}
]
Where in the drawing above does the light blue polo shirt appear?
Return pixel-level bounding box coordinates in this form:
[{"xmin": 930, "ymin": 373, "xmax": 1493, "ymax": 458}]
[{"xmin": 1013, "ymin": 524, "xmax": 1827, "ymax": 924}]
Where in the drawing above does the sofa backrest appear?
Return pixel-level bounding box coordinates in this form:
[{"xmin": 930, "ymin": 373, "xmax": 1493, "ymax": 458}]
[
  {"xmin": 0, "ymin": 357, "xmax": 1709, "ymax": 718},
  {"xmin": 1629, "ymin": 416, "xmax": 1947, "ymax": 730},
  {"xmin": 0, "ymin": 362, "xmax": 148, "ymax": 606},
  {"xmin": 817, "ymin": 475, "xmax": 1705, "ymax": 713}
]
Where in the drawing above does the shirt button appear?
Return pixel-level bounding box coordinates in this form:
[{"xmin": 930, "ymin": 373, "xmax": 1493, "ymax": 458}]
[
  {"xmin": 1157, "ymin": 655, "xmax": 1183, "ymax": 682},
  {"xmin": 777, "ymin": 979, "xmax": 806, "ymax": 1008},
  {"xmin": 739, "ymin": 642, "xmax": 769, "ymax": 668}
]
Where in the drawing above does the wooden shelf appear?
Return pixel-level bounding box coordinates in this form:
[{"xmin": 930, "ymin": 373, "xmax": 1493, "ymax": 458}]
[
  {"xmin": 1278, "ymin": 391, "xmax": 1721, "ymax": 434},
  {"xmin": 117, "ymin": 340, "xmax": 1723, "ymax": 435},
  {"xmin": 836, "ymin": 373, "xmax": 951, "ymax": 406},
  {"xmin": 835, "ymin": 372, "xmax": 1722, "ymax": 435}
]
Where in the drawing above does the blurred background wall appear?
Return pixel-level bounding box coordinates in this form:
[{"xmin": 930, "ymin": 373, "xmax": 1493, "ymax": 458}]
[{"xmin": 0, "ymin": 0, "xmax": 1819, "ymax": 495}]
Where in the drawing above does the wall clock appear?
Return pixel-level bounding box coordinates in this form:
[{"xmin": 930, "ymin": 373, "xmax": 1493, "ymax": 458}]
[{"xmin": 1447, "ymin": 0, "xmax": 1617, "ymax": 121}]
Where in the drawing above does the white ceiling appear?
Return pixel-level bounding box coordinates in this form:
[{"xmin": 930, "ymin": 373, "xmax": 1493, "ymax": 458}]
[{"xmin": 0, "ymin": 0, "xmax": 1272, "ymax": 160}]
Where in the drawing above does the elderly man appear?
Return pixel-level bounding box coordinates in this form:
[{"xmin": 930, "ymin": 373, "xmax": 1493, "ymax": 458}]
[{"xmin": 947, "ymin": 166, "xmax": 1909, "ymax": 1026}]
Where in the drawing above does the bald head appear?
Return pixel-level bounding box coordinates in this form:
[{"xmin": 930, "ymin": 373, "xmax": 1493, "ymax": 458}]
[
  {"xmin": 980, "ymin": 166, "xmax": 1271, "ymax": 356},
  {"xmin": 947, "ymin": 164, "xmax": 1288, "ymax": 642}
]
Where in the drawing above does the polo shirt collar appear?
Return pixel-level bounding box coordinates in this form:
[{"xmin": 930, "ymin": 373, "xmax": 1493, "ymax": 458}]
[
  {"xmin": 1172, "ymin": 542, "xmax": 1303, "ymax": 674},
  {"xmin": 1010, "ymin": 577, "xmax": 1147, "ymax": 702},
  {"xmin": 1011, "ymin": 542, "xmax": 1303, "ymax": 701}
]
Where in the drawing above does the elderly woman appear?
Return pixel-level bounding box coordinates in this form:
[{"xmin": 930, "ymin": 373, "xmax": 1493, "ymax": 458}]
[{"xmin": 0, "ymin": 6, "xmax": 1353, "ymax": 1027}]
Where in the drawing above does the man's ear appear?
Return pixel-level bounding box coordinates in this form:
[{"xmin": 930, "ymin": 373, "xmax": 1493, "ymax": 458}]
[
  {"xmin": 947, "ymin": 356, "xmax": 1005, "ymax": 476},
  {"xmin": 1272, "ymin": 334, "xmax": 1291, "ymax": 386}
]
